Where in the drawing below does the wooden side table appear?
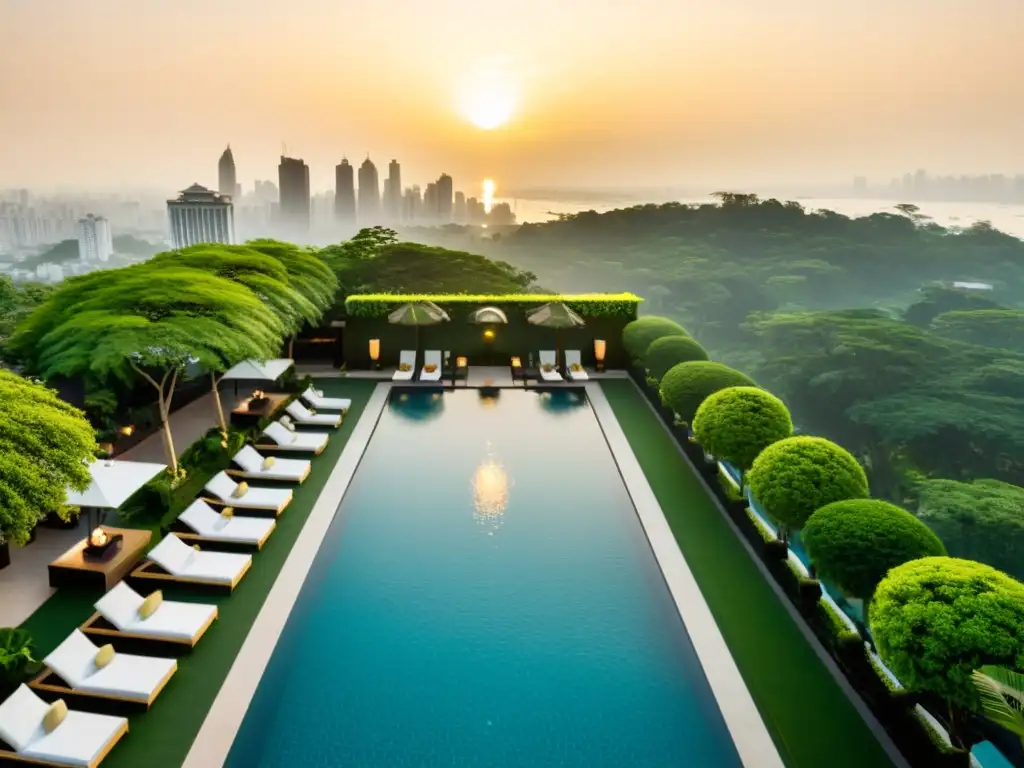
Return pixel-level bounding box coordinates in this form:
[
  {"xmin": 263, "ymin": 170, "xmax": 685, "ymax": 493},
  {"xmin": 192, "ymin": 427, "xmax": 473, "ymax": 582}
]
[
  {"xmin": 230, "ymin": 392, "xmax": 290, "ymax": 429},
  {"xmin": 48, "ymin": 527, "xmax": 152, "ymax": 591}
]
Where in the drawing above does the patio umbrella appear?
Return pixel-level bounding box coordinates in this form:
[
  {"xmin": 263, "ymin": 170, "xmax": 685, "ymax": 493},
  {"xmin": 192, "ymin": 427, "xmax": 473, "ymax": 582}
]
[
  {"xmin": 468, "ymin": 306, "xmax": 508, "ymax": 325},
  {"xmin": 217, "ymin": 358, "xmax": 295, "ymax": 427},
  {"xmin": 388, "ymin": 301, "xmax": 450, "ymax": 356},
  {"xmin": 525, "ymin": 302, "xmax": 585, "ymax": 363},
  {"xmin": 64, "ymin": 459, "xmax": 167, "ymax": 529}
]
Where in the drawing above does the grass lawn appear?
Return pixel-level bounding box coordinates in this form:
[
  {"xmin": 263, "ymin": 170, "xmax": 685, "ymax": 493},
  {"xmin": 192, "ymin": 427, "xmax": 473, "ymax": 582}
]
[
  {"xmin": 600, "ymin": 379, "xmax": 895, "ymax": 768},
  {"xmin": 19, "ymin": 379, "xmax": 378, "ymax": 768}
]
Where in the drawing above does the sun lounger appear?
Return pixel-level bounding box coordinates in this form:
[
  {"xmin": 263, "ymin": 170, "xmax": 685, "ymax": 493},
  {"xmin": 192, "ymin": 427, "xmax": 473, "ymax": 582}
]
[
  {"xmin": 564, "ymin": 350, "xmax": 590, "ymax": 381},
  {"xmin": 285, "ymin": 400, "xmax": 342, "ymax": 428},
  {"xmin": 83, "ymin": 582, "xmax": 217, "ymax": 653},
  {"xmin": 0, "ymin": 684, "xmax": 128, "ymax": 767},
  {"xmin": 178, "ymin": 499, "xmax": 276, "ymax": 550},
  {"xmin": 257, "ymin": 421, "xmax": 329, "ymax": 454},
  {"xmin": 204, "ymin": 471, "xmax": 292, "ymax": 514},
  {"xmin": 31, "ymin": 630, "xmax": 177, "ymax": 711},
  {"xmin": 538, "ymin": 350, "xmax": 564, "ymax": 382},
  {"xmin": 420, "ymin": 350, "xmax": 442, "ymax": 382},
  {"xmin": 392, "ymin": 350, "xmax": 416, "ymax": 381},
  {"xmin": 231, "ymin": 444, "xmax": 310, "ymax": 483},
  {"xmin": 131, "ymin": 534, "xmax": 252, "ymax": 593},
  {"xmin": 300, "ymin": 386, "xmax": 350, "ymax": 412}
]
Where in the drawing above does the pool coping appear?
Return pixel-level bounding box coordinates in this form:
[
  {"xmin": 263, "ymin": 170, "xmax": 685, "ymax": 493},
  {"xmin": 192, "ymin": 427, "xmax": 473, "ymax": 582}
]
[
  {"xmin": 182, "ymin": 382, "xmax": 392, "ymax": 768},
  {"xmin": 586, "ymin": 383, "xmax": 785, "ymax": 768}
]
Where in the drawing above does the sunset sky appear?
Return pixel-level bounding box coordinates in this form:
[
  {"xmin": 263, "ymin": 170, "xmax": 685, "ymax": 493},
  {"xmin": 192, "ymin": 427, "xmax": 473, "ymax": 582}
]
[{"xmin": 2, "ymin": 0, "xmax": 1022, "ymax": 193}]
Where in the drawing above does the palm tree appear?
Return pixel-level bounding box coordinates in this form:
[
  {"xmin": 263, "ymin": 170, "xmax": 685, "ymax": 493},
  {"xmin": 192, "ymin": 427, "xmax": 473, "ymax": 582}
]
[{"xmin": 972, "ymin": 666, "xmax": 1024, "ymax": 750}]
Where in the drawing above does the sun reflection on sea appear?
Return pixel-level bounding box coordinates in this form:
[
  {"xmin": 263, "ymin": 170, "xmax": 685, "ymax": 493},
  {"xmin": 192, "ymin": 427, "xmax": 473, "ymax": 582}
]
[{"xmin": 471, "ymin": 441, "xmax": 511, "ymax": 533}]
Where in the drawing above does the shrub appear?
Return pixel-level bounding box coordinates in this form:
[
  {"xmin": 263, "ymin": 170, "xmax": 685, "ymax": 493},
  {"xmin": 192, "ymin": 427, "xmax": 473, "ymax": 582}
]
[
  {"xmin": 659, "ymin": 361, "xmax": 756, "ymax": 426},
  {"xmin": 0, "ymin": 628, "xmax": 37, "ymax": 687},
  {"xmin": 871, "ymin": 557, "xmax": 1024, "ymax": 745},
  {"xmin": 622, "ymin": 316, "xmax": 689, "ymax": 361},
  {"xmin": 692, "ymin": 386, "xmax": 792, "ymax": 473},
  {"xmin": 803, "ymin": 499, "xmax": 946, "ymax": 601},
  {"xmin": 747, "ymin": 436, "xmax": 869, "ymax": 536},
  {"xmin": 644, "ymin": 335, "xmax": 709, "ymax": 381}
]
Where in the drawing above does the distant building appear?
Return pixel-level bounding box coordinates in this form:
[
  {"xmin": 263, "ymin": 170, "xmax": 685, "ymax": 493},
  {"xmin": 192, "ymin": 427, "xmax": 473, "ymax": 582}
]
[
  {"xmin": 951, "ymin": 281, "xmax": 994, "ymax": 291},
  {"xmin": 423, "ymin": 182, "xmax": 438, "ymax": 221},
  {"xmin": 403, "ymin": 185, "xmax": 422, "ymax": 222},
  {"xmin": 167, "ymin": 183, "xmax": 235, "ymax": 249},
  {"xmin": 76, "ymin": 213, "xmax": 113, "ymax": 262},
  {"xmin": 385, "ymin": 160, "xmax": 402, "ymax": 223},
  {"xmin": 358, "ymin": 157, "xmax": 380, "ymax": 224},
  {"xmin": 278, "ymin": 156, "xmax": 311, "ymax": 234},
  {"xmin": 218, "ymin": 146, "xmax": 236, "ymax": 198},
  {"xmin": 334, "ymin": 159, "xmax": 356, "ymax": 223},
  {"xmin": 436, "ymin": 174, "xmax": 453, "ymax": 222},
  {"xmin": 454, "ymin": 191, "xmax": 467, "ymax": 223}
]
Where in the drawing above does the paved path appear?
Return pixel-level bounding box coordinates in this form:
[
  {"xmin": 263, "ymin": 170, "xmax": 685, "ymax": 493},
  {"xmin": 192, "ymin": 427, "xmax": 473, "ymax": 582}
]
[
  {"xmin": 120, "ymin": 390, "xmax": 241, "ymax": 463},
  {"xmin": 0, "ymin": 522, "xmax": 87, "ymax": 627}
]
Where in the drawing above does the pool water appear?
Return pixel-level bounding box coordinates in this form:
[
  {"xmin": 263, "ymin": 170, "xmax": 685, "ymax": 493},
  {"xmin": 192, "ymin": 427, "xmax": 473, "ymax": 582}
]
[{"xmin": 227, "ymin": 388, "xmax": 742, "ymax": 767}]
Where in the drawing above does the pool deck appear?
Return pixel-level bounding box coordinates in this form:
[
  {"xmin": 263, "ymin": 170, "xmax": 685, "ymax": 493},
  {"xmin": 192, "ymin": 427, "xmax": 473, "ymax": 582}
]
[
  {"xmin": 182, "ymin": 382, "xmax": 392, "ymax": 768},
  {"xmin": 586, "ymin": 383, "xmax": 784, "ymax": 768}
]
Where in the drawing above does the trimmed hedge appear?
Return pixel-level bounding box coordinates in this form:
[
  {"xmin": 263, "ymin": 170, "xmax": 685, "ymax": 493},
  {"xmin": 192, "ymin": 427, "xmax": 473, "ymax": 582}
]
[
  {"xmin": 622, "ymin": 316, "xmax": 689, "ymax": 360},
  {"xmin": 345, "ymin": 293, "xmax": 642, "ymax": 319},
  {"xmin": 644, "ymin": 335, "xmax": 709, "ymax": 381},
  {"xmin": 659, "ymin": 361, "xmax": 756, "ymax": 425},
  {"xmin": 692, "ymin": 386, "xmax": 793, "ymax": 472}
]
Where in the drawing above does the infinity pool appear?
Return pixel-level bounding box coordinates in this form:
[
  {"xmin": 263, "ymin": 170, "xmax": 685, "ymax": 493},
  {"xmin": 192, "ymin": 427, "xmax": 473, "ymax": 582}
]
[{"xmin": 227, "ymin": 387, "xmax": 742, "ymax": 767}]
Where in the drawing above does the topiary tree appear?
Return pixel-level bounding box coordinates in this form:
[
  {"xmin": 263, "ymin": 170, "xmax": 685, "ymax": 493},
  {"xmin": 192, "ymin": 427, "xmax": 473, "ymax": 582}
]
[
  {"xmin": 747, "ymin": 436, "xmax": 869, "ymax": 540},
  {"xmin": 644, "ymin": 335, "xmax": 709, "ymax": 382},
  {"xmin": 802, "ymin": 499, "xmax": 946, "ymax": 629},
  {"xmin": 622, "ymin": 316, "xmax": 689, "ymax": 361},
  {"xmin": 691, "ymin": 386, "xmax": 792, "ymax": 481},
  {"xmin": 658, "ymin": 361, "xmax": 756, "ymax": 426},
  {"xmin": 0, "ymin": 371, "xmax": 96, "ymax": 545},
  {"xmin": 871, "ymin": 557, "xmax": 1024, "ymax": 747}
]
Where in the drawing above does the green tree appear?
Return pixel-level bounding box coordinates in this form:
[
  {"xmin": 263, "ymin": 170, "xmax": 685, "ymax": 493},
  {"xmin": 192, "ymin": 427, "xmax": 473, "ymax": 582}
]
[
  {"xmin": 622, "ymin": 316, "xmax": 689, "ymax": 361},
  {"xmin": 0, "ymin": 371, "xmax": 96, "ymax": 545},
  {"xmin": 913, "ymin": 478, "xmax": 1024, "ymax": 580},
  {"xmin": 747, "ymin": 436, "xmax": 869, "ymax": 539},
  {"xmin": 658, "ymin": 361, "xmax": 755, "ymax": 426},
  {"xmin": 930, "ymin": 309, "xmax": 1024, "ymax": 352},
  {"xmin": 13, "ymin": 264, "xmax": 285, "ymax": 471},
  {"xmin": 644, "ymin": 335, "xmax": 709, "ymax": 382},
  {"xmin": 0, "ymin": 277, "xmax": 53, "ymax": 354},
  {"xmin": 691, "ymin": 386, "xmax": 792, "ymax": 480},
  {"xmin": 972, "ymin": 666, "xmax": 1024, "ymax": 751},
  {"xmin": 871, "ymin": 557, "xmax": 1024, "ymax": 747}
]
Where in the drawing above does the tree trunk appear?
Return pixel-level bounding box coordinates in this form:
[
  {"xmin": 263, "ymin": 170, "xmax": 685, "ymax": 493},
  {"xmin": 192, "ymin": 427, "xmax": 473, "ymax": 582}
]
[
  {"xmin": 211, "ymin": 373, "xmax": 228, "ymax": 434},
  {"xmin": 288, "ymin": 336, "xmax": 295, "ymax": 358},
  {"xmin": 160, "ymin": 401, "xmax": 177, "ymax": 472},
  {"xmin": 948, "ymin": 702, "xmax": 967, "ymax": 750}
]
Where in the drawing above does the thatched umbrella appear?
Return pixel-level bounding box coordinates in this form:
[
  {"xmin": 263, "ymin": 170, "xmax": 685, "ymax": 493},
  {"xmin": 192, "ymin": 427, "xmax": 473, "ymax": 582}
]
[
  {"xmin": 525, "ymin": 302, "xmax": 584, "ymax": 363},
  {"xmin": 388, "ymin": 301, "xmax": 450, "ymax": 357}
]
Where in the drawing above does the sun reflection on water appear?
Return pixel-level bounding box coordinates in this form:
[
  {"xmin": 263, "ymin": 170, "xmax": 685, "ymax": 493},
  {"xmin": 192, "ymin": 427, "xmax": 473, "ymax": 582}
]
[{"xmin": 472, "ymin": 441, "xmax": 511, "ymax": 533}]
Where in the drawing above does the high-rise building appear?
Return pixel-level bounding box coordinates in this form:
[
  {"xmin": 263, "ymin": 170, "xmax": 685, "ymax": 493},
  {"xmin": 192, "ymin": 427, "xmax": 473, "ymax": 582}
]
[
  {"xmin": 436, "ymin": 174, "xmax": 453, "ymax": 222},
  {"xmin": 423, "ymin": 183, "xmax": 438, "ymax": 221},
  {"xmin": 76, "ymin": 214, "xmax": 113, "ymax": 262},
  {"xmin": 167, "ymin": 183, "xmax": 235, "ymax": 249},
  {"xmin": 335, "ymin": 159, "xmax": 356, "ymax": 222},
  {"xmin": 278, "ymin": 156, "xmax": 311, "ymax": 233},
  {"xmin": 385, "ymin": 159, "xmax": 402, "ymax": 223},
  {"xmin": 218, "ymin": 146, "xmax": 236, "ymax": 198},
  {"xmin": 454, "ymin": 191, "xmax": 467, "ymax": 223},
  {"xmin": 358, "ymin": 157, "xmax": 380, "ymax": 223}
]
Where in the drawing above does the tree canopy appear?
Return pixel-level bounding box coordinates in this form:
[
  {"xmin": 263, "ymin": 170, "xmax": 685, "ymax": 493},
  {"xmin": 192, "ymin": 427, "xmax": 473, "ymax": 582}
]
[
  {"xmin": 658, "ymin": 360, "xmax": 756, "ymax": 425},
  {"xmin": 0, "ymin": 371, "xmax": 96, "ymax": 545},
  {"xmin": 643, "ymin": 334, "xmax": 709, "ymax": 381},
  {"xmin": 0, "ymin": 276, "xmax": 53, "ymax": 354},
  {"xmin": 691, "ymin": 386, "xmax": 792, "ymax": 472}
]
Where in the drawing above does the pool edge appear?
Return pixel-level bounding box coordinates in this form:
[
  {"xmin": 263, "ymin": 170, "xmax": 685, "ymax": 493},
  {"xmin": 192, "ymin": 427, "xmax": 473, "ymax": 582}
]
[
  {"xmin": 182, "ymin": 382, "xmax": 392, "ymax": 768},
  {"xmin": 585, "ymin": 382, "xmax": 785, "ymax": 768}
]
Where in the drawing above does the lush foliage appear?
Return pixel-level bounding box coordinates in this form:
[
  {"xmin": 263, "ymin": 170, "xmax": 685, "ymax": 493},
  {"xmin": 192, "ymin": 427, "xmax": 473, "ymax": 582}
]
[
  {"xmin": 692, "ymin": 386, "xmax": 792, "ymax": 471},
  {"xmin": 914, "ymin": 478, "xmax": 1024, "ymax": 580},
  {"xmin": 748, "ymin": 436, "xmax": 870, "ymax": 533},
  {"xmin": 0, "ymin": 371, "xmax": 96, "ymax": 545},
  {"xmin": 345, "ymin": 292, "xmax": 641, "ymax": 319},
  {"xmin": 644, "ymin": 335, "xmax": 709, "ymax": 381},
  {"xmin": 0, "ymin": 628, "xmax": 37, "ymax": 686},
  {"xmin": 972, "ymin": 667, "xmax": 1024, "ymax": 749},
  {"xmin": 802, "ymin": 499, "xmax": 946, "ymax": 599},
  {"xmin": 658, "ymin": 360, "xmax": 755, "ymax": 425},
  {"xmin": 0, "ymin": 277, "xmax": 52, "ymax": 353},
  {"xmin": 622, "ymin": 316, "xmax": 688, "ymax": 360},
  {"xmin": 870, "ymin": 557, "xmax": 1024, "ymax": 716}
]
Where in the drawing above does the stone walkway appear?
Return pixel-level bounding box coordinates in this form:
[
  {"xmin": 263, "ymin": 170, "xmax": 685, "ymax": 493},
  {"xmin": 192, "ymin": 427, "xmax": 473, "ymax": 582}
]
[{"xmin": 120, "ymin": 390, "xmax": 240, "ymax": 464}]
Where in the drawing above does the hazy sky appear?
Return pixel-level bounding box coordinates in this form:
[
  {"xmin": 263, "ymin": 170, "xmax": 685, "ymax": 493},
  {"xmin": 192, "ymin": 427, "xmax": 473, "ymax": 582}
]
[{"xmin": 2, "ymin": 0, "xmax": 1022, "ymax": 194}]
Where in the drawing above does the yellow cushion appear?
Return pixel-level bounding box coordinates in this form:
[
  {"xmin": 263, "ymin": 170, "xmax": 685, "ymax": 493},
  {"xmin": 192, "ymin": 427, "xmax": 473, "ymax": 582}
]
[
  {"xmin": 542, "ymin": 363, "xmax": 553, "ymax": 372},
  {"xmin": 398, "ymin": 363, "xmax": 411, "ymax": 372},
  {"xmin": 232, "ymin": 481, "xmax": 249, "ymax": 498},
  {"xmin": 94, "ymin": 643, "xmax": 116, "ymax": 668},
  {"xmin": 262, "ymin": 456, "xmax": 276, "ymax": 470},
  {"xmin": 221, "ymin": 507, "xmax": 235, "ymax": 519},
  {"xmin": 571, "ymin": 363, "xmax": 583, "ymax": 372},
  {"xmin": 424, "ymin": 364, "xmax": 437, "ymax": 373},
  {"xmin": 42, "ymin": 699, "xmax": 68, "ymax": 733},
  {"xmin": 283, "ymin": 421, "xmax": 296, "ymax": 432},
  {"xmin": 192, "ymin": 544, "xmax": 202, "ymax": 551},
  {"xmin": 308, "ymin": 407, "xmax": 316, "ymax": 415},
  {"xmin": 138, "ymin": 590, "xmax": 162, "ymax": 619}
]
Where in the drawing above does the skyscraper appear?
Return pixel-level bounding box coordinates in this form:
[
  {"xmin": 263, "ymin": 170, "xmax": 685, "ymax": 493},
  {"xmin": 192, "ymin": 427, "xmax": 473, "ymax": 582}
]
[
  {"xmin": 423, "ymin": 182, "xmax": 438, "ymax": 221},
  {"xmin": 335, "ymin": 158, "xmax": 356, "ymax": 223},
  {"xmin": 167, "ymin": 184, "xmax": 235, "ymax": 249},
  {"xmin": 454, "ymin": 191, "xmax": 467, "ymax": 223},
  {"xmin": 385, "ymin": 159, "xmax": 402, "ymax": 223},
  {"xmin": 76, "ymin": 213, "xmax": 113, "ymax": 262},
  {"xmin": 358, "ymin": 157, "xmax": 380, "ymax": 224},
  {"xmin": 436, "ymin": 174, "xmax": 454, "ymax": 223},
  {"xmin": 278, "ymin": 155, "xmax": 311, "ymax": 234},
  {"xmin": 218, "ymin": 146, "xmax": 236, "ymax": 198}
]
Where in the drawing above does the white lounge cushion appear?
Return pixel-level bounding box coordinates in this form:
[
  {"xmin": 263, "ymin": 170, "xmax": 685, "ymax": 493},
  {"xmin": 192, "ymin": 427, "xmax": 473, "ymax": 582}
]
[
  {"xmin": 301, "ymin": 387, "xmax": 350, "ymax": 412},
  {"xmin": 148, "ymin": 534, "xmax": 251, "ymax": 584},
  {"xmin": 180, "ymin": 500, "xmax": 276, "ymax": 545},
  {"xmin": 285, "ymin": 401, "xmax": 341, "ymax": 427},
  {"xmin": 0, "ymin": 683, "xmax": 49, "ymax": 751},
  {"xmin": 95, "ymin": 582, "xmax": 216, "ymax": 642},
  {"xmin": 204, "ymin": 471, "xmax": 238, "ymax": 502},
  {"xmin": 392, "ymin": 350, "xmax": 416, "ymax": 381},
  {"xmin": 564, "ymin": 350, "xmax": 590, "ymax": 381},
  {"xmin": 420, "ymin": 350, "xmax": 443, "ymax": 382},
  {"xmin": 44, "ymin": 630, "xmax": 176, "ymax": 702},
  {"xmin": 232, "ymin": 446, "xmax": 309, "ymax": 481},
  {"xmin": 146, "ymin": 535, "xmax": 197, "ymax": 576},
  {"xmin": 539, "ymin": 351, "xmax": 564, "ymax": 381},
  {"xmin": 263, "ymin": 422, "xmax": 329, "ymax": 452},
  {"xmin": 204, "ymin": 471, "xmax": 291, "ymax": 509}
]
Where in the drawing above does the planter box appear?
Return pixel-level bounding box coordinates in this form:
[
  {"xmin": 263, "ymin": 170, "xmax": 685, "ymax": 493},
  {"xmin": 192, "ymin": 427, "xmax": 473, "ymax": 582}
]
[{"xmin": 0, "ymin": 542, "xmax": 9, "ymax": 570}]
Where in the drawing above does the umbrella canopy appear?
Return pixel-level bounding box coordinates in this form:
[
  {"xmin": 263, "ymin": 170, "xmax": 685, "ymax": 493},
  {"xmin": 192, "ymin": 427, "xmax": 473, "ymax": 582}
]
[
  {"xmin": 65, "ymin": 459, "xmax": 167, "ymax": 509},
  {"xmin": 526, "ymin": 302, "xmax": 585, "ymax": 329},
  {"xmin": 468, "ymin": 306, "xmax": 508, "ymax": 324},
  {"xmin": 387, "ymin": 301, "xmax": 450, "ymax": 326},
  {"xmin": 220, "ymin": 358, "xmax": 294, "ymax": 381}
]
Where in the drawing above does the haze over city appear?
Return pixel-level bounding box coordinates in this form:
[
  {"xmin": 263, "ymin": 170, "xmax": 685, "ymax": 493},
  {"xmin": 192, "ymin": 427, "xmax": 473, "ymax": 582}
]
[{"xmin": 3, "ymin": 0, "xmax": 1023, "ymax": 192}]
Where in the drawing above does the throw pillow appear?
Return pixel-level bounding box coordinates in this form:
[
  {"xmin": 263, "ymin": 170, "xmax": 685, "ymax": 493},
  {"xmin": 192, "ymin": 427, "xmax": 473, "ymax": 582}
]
[
  {"xmin": 232, "ymin": 481, "xmax": 249, "ymax": 498},
  {"xmin": 221, "ymin": 507, "xmax": 235, "ymax": 519},
  {"xmin": 42, "ymin": 700, "xmax": 68, "ymax": 733},
  {"xmin": 95, "ymin": 643, "xmax": 116, "ymax": 668},
  {"xmin": 262, "ymin": 456, "xmax": 276, "ymax": 470},
  {"xmin": 138, "ymin": 591, "xmax": 163, "ymax": 619}
]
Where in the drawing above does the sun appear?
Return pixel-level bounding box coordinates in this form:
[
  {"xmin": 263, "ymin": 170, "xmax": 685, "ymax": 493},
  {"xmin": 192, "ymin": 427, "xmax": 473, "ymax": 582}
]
[{"xmin": 458, "ymin": 64, "xmax": 518, "ymax": 130}]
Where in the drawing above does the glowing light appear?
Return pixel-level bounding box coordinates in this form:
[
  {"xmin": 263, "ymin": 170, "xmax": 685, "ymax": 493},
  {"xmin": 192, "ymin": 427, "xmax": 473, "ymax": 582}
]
[
  {"xmin": 482, "ymin": 179, "xmax": 495, "ymax": 214},
  {"xmin": 471, "ymin": 442, "xmax": 511, "ymax": 531},
  {"xmin": 483, "ymin": 329, "xmax": 495, "ymax": 340},
  {"xmin": 458, "ymin": 62, "xmax": 518, "ymax": 130}
]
